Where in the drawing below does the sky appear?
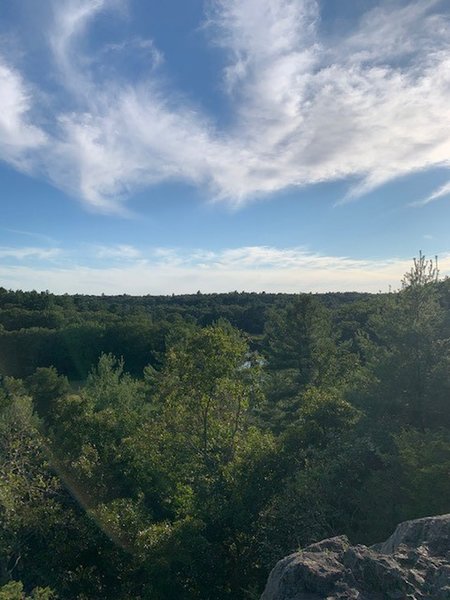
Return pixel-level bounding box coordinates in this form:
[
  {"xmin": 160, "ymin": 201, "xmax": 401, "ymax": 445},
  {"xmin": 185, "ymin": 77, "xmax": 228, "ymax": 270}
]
[{"xmin": 1, "ymin": 0, "xmax": 450, "ymax": 294}]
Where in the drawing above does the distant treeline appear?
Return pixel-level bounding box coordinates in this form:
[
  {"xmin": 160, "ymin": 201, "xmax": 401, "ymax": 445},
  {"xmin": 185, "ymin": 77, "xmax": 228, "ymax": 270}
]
[{"xmin": 0, "ymin": 288, "xmax": 372, "ymax": 379}]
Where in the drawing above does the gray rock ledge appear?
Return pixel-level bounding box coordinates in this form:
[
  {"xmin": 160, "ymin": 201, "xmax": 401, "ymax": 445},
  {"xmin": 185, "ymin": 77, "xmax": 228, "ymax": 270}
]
[{"xmin": 261, "ymin": 514, "xmax": 450, "ymax": 600}]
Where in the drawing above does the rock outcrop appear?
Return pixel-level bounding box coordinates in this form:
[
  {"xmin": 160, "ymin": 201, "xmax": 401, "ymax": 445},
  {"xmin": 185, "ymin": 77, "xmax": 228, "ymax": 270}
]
[{"xmin": 260, "ymin": 514, "xmax": 450, "ymax": 600}]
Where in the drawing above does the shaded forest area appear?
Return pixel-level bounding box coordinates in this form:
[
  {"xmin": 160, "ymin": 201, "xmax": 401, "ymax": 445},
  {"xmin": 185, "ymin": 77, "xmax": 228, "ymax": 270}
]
[
  {"xmin": 0, "ymin": 288, "xmax": 368, "ymax": 379},
  {"xmin": 1, "ymin": 256, "xmax": 449, "ymax": 599}
]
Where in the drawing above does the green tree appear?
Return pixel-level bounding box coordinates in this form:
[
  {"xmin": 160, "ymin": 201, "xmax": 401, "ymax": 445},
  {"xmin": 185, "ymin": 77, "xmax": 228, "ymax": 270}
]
[
  {"xmin": 353, "ymin": 427, "xmax": 450, "ymax": 543},
  {"xmin": 50, "ymin": 354, "xmax": 147, "ymax": 504},
  {"xmin": 288, "ymin": 387, "xmax": 361, "ymax": 450},
  {"xmin": 0, "ymin": 581, "xmax": 55, "ymax": 599},
  {"xmin": 26, "ymin": 367, "xmax": 69, "ymax": 422},
  {"xmin": 156, "ymin": 323, "xmax": 261, "ymax": 471},
  {"xmin": 262, "ymin": 295, "xmax": 342, "ymax": 430},
  {"xmin": 0, "ymin": 385, "xmax": 69, "ymax": 593},
  {"xmin": 360, "ymin": 253, "xmax": 449, "ymax": 429}
]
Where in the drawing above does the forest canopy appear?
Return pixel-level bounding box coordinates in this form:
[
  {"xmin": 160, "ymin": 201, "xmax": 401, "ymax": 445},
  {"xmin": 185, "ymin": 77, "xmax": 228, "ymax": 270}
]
[{"xmin": 0, "ymin": 255, "xmax": 449, "ymax": 599}]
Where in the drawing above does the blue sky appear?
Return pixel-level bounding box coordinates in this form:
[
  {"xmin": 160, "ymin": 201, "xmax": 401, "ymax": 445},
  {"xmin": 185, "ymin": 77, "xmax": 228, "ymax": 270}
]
[{"xmin": 1, "ymin": 0, "xmax": 450, "ymax": 294}]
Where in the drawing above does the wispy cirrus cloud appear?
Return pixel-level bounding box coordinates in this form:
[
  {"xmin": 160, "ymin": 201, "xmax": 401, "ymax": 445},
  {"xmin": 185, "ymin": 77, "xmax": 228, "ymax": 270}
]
[
  {"xmin": 210, "ymin": 0, "xmax": 450, "ymax": 202},
  {"xmin": 2, "ymin": 228, "xmax": 59, "ymax": 245},
  {"xmin": 412, "ymin": 180, "xmax": 450, "ymax": 207},
  {"xmin": 101, "ymin": 37, "xmax": 164, "ymax": 68},
  {"xmin": 0, "ymin": 0, "xmax": 449, "ymax": 212},
  {"xmin": 0, "ymin": 246, "xmax": 61, "ymax": 260},
  {"xmin": 0, "ymin": 59, "xmax": 46, "ymax": 168},
  {"xmin": 94, "ymin": 244, "xmax": 142, "ymax": 260}
]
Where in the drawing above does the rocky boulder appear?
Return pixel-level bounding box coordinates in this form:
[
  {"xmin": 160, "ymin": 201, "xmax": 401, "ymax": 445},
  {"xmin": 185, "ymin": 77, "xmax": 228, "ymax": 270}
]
[{"xmin": 260, "ymin": 514, "xmax": 450, "ymax": 600}]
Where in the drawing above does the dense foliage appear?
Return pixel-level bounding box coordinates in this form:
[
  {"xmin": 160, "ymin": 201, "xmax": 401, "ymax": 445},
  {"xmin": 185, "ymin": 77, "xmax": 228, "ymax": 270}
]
[{"xmin": 0, "ymin": 257, "xmax": 449, "ymax": 599}]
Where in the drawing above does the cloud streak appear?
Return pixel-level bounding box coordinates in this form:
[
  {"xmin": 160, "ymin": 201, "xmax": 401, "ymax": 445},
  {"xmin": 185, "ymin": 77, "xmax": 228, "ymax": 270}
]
[
  {"xmin": 0, "ymin": 0, "xmax": 449, "ymax": 211},
  {"xmin": 413, "ymin": 180, "xmax": 450, "ymax": 206},
  {"xmin": 94, "ymin": 244, "xmax": 142, "ymax": 260},
  {"xmin": 2, "ymin": 245, "xmax": 450, "ymax": 294},
  {"xmin": 0, "ymin": 246, "xmax": 61, "ymax": 260}
]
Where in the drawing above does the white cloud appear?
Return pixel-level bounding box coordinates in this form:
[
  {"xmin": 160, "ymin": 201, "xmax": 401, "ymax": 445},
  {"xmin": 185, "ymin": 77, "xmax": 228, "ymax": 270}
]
[
  {"xmin": 413, "ymin": 180, "xmax": 450, "ymax": 206},
  {"xmin": 1, "ymin": 245, "xmax": 449, "ymax": 294},
  {"xmin": 49, "ymin": 0, "xmax": 109, "ymax": 95},
  {"xmin": 0, "ymin": 246, "xmax": 61, "ymax": 260},
  {"xmin": 0, "ymin": 0, "xmax": 450, "ymax": 211},
  {"xmin": 101, "ymin": 37, "xmax": 164, "ymax": 68},
  {"xmin": 0, "ymin": 60, "xmax": 46, "ymax": 168},
  {"xmin": 210, "ymin": 0, "xmax": 450, "ymax": 202},
  {"xmin": 2, "ymin": 228, "xmax": 59, "ymax": 244},
  {"xmin": 337, "ymin": 0, "xmax": 448, "ymax": 64},
  {"xmin": 94, "ymin": 244, "xmax": 142, "ymax": 259}
]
